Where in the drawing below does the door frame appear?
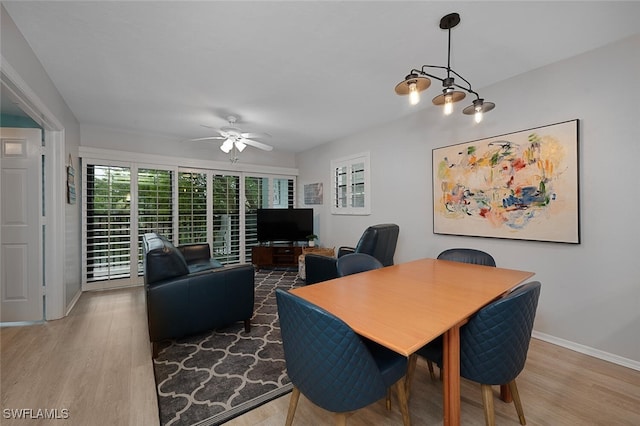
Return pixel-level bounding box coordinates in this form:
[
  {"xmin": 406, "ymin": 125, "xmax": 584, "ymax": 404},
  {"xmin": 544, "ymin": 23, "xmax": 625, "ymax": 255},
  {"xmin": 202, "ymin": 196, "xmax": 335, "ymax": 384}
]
[{"xmin": 1, "ymin": 58, "xmax": 66, "ymax": 320}]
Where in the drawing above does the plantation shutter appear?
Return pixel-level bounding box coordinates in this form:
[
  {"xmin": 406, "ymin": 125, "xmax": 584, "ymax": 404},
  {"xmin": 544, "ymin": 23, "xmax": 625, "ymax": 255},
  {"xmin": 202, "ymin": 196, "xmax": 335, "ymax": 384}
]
[
  {"xmin": 137, "ymin": 168, "xmax": 173, "ymax": 274},
  {"xmin": 212, "ymin": 174, "xmax": 240, "ymax": 264},
  {"xmin": 178, "ymin": 171, "xmax": 208, "ymax": 244},
  {"xmin": 85, "ymin": 165, "xmax": 132, "ymax": 282}
]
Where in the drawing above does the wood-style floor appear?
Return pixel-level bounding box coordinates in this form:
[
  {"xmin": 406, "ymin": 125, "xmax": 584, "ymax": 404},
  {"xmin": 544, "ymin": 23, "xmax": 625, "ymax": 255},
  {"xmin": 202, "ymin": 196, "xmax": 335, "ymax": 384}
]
[{"xmin": 1, "ymin": 287, "xmax": 639, "ymax": 425}]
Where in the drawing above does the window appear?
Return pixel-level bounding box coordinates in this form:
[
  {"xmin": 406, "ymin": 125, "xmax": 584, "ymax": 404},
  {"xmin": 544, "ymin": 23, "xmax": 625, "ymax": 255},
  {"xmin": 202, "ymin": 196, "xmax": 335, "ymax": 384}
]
[
  {"xmin": 212, "ymin": 174, "xmax": 240, "ymax": 264},
  {"xmin": 331, "ymin": 152, "xmax": 371, "ymax": 215},
  {"xmin": 178, "ymin": 171, "xmax": 207, "ymax": 244},
  {"xmin": 137, "ymin": 168, "xmax": 173, "ymax": 274},
  {"xmin": 243, "ymin": 176, "xmax": 295, "ymax": 260},
  {"xmin": 82, "ymin": 157, "xmax": 297, "ymax": 289},
  {"xmin": 85, "ymin": 165, "xmax": 132, "ymax": 282}
]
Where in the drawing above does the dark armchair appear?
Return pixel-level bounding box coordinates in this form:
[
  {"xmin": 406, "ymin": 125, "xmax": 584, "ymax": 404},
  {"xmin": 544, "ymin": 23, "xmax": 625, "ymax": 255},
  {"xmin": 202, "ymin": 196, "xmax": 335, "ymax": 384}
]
[
  {"xmin": 304, "ymin": 223, "xmax": 399, "ymax": 284},
  {"xmin": 276, "ymin": 289, "xmax": 410, "ymax": 425}
]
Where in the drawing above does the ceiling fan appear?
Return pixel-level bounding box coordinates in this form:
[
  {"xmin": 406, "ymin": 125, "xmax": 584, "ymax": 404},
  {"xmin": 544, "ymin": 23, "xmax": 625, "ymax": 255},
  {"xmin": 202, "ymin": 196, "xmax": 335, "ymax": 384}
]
[{"xmin": 187, "ymin": 115, "xmax": 273, "ymax": 153}]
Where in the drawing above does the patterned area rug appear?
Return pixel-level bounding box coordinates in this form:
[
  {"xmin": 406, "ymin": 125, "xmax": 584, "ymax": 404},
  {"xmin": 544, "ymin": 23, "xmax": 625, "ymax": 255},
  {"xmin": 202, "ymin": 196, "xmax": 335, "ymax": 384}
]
[{"xmin": 153, "ymin": 269, "xmax": 302, "ymax": 425}]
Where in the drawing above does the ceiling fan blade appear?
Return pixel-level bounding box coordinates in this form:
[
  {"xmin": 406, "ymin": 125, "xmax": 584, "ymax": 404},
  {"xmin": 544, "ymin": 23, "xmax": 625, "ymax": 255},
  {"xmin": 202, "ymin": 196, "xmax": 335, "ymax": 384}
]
[
  {"xmin": 185, "ymin": 136, "xmax": 226, "ymax": 142},
  {"xmin": 241, "ymin": 132, "xmax": 271, "ymax": 139},
  {"xmin": 242, "ymin": 138, "xmax": 273, "ymax": 151}
]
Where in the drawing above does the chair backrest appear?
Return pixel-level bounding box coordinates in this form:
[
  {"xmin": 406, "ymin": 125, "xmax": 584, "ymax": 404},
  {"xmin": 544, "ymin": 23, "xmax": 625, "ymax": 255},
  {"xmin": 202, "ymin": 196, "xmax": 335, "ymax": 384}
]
[
  {"xmin": 355, "ymin": 224, "xmax": 399, "ymax": 266},
  {"xmin": 275, "ymin": 289, "xmax": 388, "ymax": 412},
  {"xmin": 460, "ymin": 281, "xmax": 541, "ymax": 385},
  {"xmin": 336, "ymin": 253, "xmax": 383, "ymax": 277},
  {"xmin": 437, "ymin": 248, "xmax": 496, "ymax": 267}
]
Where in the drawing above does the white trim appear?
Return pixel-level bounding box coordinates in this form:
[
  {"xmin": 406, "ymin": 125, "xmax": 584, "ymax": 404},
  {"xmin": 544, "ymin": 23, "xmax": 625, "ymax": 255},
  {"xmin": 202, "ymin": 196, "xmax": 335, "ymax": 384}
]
[
  {"xmin": 2, "ymin": 56, "xmax": 67, "ymax": 320},
  {"xmin": 0, "ymin": 57, "xmax": 64, "ymax": 131},
  {"xmin": 532, "ymin": 330, "xmax": 640, "ymax": 371},
  {"xmin": 64, "ymin": 287, "xmax": 82, "ymax": 316},
  {"xmin": 83, "ymin": 280, "xmax": 143, "ymax": 292},
  {"xmin": 79, "ymin": 146, "xmax": 298, "ymax": 176},
  {"xmin": 45, "ymin": 129, "xmax": 66, "ymax": 319}
]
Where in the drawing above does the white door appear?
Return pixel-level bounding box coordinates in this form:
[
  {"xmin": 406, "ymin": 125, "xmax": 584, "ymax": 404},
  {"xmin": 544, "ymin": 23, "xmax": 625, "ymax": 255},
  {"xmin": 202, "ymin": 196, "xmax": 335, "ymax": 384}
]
[{"xmin": 1, "ymin": 127, "xmax": 43, "ymax": 322}]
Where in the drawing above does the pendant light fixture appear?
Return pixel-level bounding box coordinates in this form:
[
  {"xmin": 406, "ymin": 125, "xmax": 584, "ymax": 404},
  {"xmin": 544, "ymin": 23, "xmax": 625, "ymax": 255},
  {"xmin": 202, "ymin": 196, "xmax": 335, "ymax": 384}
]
[{"xmin": 395, "ymin": 13, "xmax": 495, "ymax": 123}]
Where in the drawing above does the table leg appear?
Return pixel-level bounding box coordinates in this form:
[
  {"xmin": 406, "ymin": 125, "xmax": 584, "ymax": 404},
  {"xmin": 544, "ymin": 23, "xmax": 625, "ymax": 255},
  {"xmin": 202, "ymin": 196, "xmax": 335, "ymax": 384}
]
[
  {"xmin": 500, "ymin": 384, "xmax": 512, "ymax": 402},
  {"xmin": 443, "ymin": 324, "xmax": 461, "ymax": 426}
]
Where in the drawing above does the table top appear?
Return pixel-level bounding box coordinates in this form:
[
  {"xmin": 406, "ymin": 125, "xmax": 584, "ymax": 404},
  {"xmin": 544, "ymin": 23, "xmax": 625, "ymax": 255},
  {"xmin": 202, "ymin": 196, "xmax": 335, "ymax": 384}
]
[{"xmin": 290, "ymin": 258, "xmax": 534, "ymax": 356}]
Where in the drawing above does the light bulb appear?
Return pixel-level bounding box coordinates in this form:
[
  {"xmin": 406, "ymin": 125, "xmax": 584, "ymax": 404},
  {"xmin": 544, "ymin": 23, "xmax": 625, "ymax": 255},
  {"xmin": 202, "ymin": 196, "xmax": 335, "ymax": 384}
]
[
  {"xmin": 220, "ymin": 139, "xmax": 233, "ymax": 153},
  {"xmin": 444, "ymin": 94, "xmax": 453, "ymax": 115},
  {"xmin": 408, "ymin": 82, "xmax": 420, "ymax": 105},
  {"xmin": 474, "ymin": 109, "xmax": 483, "ymax": 123},
  {"xmin": 235, "ymin": 140, "xmax": 246, "ymax": 152}
]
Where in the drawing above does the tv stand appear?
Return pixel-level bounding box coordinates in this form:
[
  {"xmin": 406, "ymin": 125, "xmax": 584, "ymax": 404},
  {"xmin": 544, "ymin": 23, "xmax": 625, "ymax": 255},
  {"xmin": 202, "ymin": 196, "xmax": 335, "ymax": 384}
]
[{"xmin": 251, "ymin": 243, "xmax": 304, "ymax": 270}]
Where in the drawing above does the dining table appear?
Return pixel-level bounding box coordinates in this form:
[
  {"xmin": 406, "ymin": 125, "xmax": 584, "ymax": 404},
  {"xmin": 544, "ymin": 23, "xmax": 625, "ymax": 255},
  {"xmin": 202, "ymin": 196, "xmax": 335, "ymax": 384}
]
[{"xmin": 290, "ymin": 257, "xmax": 534, "ymax": 426}]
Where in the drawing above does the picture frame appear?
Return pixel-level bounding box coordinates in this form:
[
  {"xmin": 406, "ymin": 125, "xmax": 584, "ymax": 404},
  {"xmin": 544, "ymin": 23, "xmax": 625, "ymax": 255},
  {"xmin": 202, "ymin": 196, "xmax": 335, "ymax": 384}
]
[
  {"xmin": 432, "ymin": 119, "xmax": 580, "ymax": 243},
  {"xmin": 304, "ymin": 182, "xmax": 323, "ymax": 205}
]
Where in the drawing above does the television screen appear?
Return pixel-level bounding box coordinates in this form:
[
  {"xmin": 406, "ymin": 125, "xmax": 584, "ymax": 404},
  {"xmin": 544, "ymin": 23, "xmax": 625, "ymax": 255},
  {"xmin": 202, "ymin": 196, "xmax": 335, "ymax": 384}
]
[{"xmin": 257, "ymin": 208, "xmax": 313, "ymax": 243}]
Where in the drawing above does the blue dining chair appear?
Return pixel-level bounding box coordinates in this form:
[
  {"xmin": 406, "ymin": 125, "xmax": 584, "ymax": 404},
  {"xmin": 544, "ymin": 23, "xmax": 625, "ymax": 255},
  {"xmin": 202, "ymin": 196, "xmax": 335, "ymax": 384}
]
[
  {"xmin": 336, "ymin": 253, "xmax": 384, "ymax": 277},
  {"xmin": 276, "ymin": 289, "xmax": 411, "ymax": 426},
  {"xmin": 437, "ymin": 248, "xmax": 496, "ymax": 267},
  {"xmin": 421, "ymin": 248, "xmax": 497, "ymax": 379},
  {"xmin": 416, "ymin": 281, "xmax": 541, "ymax": 426}
]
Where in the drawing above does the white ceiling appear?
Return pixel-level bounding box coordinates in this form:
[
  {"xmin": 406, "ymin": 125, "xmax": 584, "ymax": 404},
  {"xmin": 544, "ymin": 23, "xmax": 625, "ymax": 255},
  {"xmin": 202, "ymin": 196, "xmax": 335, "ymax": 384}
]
[{"xmin": 3, "ymin": 1, "xmax": 640, "ymax": 153}]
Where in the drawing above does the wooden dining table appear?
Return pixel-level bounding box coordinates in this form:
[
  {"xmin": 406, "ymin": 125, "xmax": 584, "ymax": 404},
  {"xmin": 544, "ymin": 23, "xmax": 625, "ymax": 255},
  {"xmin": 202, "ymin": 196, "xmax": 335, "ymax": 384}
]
[{"xmin": 290, "ymin": 257, "xmax": 534, "ymax": 426}]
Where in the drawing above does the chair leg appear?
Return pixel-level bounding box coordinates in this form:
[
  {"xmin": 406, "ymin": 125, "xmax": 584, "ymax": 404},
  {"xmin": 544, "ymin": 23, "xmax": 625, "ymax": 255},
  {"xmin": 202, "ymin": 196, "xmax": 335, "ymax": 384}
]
[
  {"xmin": 394, "ymin": 378, "xmax": 412, "ymax": 426},
  {"xmin": 508, "ymin": 380, "xmax": 527, "ymax": 425},
  {"xmin": 427, "ymin": 360, "xmax": 436, "ymax": 380},
  {"xmin": 285, "ymin": 386, "xmax": 300, "ymax": 426},
  {"xmin": 386, "ymin": 388, "xmax": 391, "ymax": 411},
  {"xmin": 244, "ymin": 318, "xmax": 251, "ymax": 333},
  {"xmin": 480, "ymin": 384, "xmax": 496, "ymax": 426},
  {"xmin": 335, "ymin": 412, "xmax": 347, "ymax": 426}
]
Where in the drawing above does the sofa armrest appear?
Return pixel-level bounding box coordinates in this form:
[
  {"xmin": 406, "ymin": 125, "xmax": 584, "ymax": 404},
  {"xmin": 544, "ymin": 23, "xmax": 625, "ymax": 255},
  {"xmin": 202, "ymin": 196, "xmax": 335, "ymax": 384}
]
[
  {"xmin": 178, "ymin": 243, "xmax": 211, "ymax": 264},
  {"xmin": 304, "ymin": 254, "xmax": 338, "ymax": 284}
]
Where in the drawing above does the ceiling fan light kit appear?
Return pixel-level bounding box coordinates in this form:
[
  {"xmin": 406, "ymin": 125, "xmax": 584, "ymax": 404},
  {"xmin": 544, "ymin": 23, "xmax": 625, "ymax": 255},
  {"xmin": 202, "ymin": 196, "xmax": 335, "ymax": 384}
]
[
  {"xmin": 395, "ymin": 12, "xmax": 495, "ymax": 123},
  {"xmin": 186, "ymin": 115, "xmax": 273, "ymax": 161}
]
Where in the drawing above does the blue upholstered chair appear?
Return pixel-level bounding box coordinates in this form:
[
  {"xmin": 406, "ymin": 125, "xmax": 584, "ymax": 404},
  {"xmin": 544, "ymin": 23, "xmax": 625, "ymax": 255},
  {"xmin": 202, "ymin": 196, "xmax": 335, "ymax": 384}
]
[
  {"xmin": 336, "ymin": 253, "xmax": 383, "ymax": 277},
  {"xmin": 416, "ymin": 281, "xmax": 541, "ymax": 426},
  {"xmin": 422, "ymin": 248, "xmax": 497, "ymax": 378},
  {"xmin": 437, "ymin": 248, "xmax": 496, "ymax": 266},
  {"xmin": 276, "ymin": 289, "xmax": 411, "ymax": 426}
]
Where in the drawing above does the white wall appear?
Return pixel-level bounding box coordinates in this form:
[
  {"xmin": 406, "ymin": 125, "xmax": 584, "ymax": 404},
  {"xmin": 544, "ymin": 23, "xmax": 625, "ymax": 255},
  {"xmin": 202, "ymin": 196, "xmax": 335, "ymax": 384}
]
[
  {"xmin": 297, "ymin": 34, "xmax": 640, "ymax": 365},
  {"xmin": 1, "ymin": 5, "xmax": 82, "ymax": 312}
]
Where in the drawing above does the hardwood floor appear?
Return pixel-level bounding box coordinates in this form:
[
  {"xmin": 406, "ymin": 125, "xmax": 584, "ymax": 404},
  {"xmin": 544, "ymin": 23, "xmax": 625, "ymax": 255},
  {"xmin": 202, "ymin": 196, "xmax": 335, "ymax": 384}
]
[{"xmin": 2, "ymin": 286, "xmax": 639, "ymax": 425}]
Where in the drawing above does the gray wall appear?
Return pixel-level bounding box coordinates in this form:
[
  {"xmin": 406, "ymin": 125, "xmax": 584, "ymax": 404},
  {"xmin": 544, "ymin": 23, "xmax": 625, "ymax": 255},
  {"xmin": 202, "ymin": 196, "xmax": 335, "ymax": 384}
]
[
  {"xmin": 1, "ymin": 5, "xmax": 82, "ymax": 310},
  {"xmin": 296, "ymin": 34, "xmax": 640, "ymax": 365}
]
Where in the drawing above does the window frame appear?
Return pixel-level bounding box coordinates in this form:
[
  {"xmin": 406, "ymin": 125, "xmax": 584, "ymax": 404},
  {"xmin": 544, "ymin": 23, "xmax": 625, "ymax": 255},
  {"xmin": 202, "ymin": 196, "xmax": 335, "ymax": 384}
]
[{"xmin": 331, "ymin": 152, "xmax": 371, "ymax": 215}]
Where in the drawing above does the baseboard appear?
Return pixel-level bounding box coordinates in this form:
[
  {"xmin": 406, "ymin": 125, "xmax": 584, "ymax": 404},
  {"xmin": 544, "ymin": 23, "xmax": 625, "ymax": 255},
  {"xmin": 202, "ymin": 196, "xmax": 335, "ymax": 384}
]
[
  {"xmin": 532, "ymin": 330, "xmax": 640, "ymax": 371},
  {"xmin": 82, "ymin": 280, "xmax": 143, "ymax": 292},
  {"xmin": 64, "ymin": 289, "xmax": 82, "ymax": 316}
]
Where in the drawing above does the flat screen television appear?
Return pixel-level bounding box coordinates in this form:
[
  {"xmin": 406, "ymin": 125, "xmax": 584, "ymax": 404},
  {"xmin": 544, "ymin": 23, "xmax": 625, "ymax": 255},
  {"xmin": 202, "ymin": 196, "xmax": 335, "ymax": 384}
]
[{"xmin": 256, "ymin": 208, "xmax": 313, "ymax": 243}]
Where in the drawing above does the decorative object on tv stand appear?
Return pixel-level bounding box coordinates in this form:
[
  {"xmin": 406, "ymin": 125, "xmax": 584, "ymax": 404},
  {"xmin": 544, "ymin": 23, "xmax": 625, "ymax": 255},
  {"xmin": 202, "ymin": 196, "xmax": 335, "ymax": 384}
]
[
  {"xmin": 306, "ymin": 234, "xmax": 318, "ymax": 247},
  {"xmin": 394, "ymin": 12, "xmax": 495, "ymax": 123}
]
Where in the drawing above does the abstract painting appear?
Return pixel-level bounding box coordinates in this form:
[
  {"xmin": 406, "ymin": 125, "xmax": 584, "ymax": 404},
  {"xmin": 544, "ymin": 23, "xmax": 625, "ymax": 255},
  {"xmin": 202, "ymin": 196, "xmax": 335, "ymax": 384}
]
[{"xmin": 433, "ymin": 120, "xmax": 579, "ymax": 243}]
